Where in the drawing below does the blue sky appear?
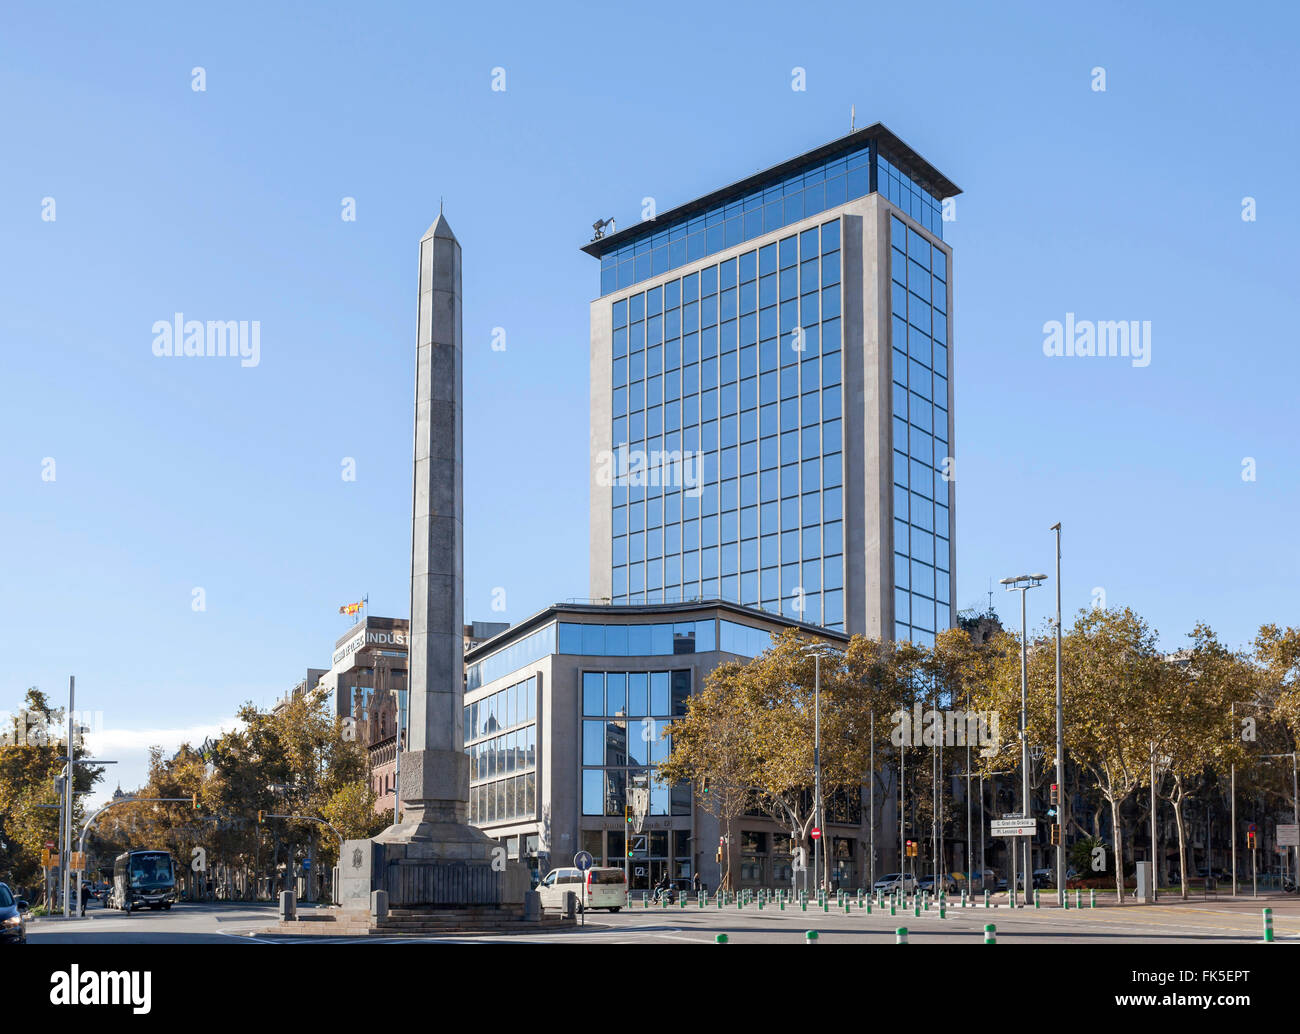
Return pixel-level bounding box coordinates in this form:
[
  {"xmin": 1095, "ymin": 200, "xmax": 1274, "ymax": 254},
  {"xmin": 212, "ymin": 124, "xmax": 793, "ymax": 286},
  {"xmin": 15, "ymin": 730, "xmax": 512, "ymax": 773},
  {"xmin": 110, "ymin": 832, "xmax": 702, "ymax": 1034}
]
[{"xmin": 1, "ymin": 1, "xmax": 1295, "ymax": 799}]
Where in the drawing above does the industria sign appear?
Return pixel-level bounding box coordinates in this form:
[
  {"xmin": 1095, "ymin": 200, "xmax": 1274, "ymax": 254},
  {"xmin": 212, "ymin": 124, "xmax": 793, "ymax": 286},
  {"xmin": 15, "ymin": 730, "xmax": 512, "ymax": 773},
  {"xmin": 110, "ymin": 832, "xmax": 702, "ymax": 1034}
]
[{"xmin": 333, "ymin": 627, "xmax": 409, "ymax": 666}]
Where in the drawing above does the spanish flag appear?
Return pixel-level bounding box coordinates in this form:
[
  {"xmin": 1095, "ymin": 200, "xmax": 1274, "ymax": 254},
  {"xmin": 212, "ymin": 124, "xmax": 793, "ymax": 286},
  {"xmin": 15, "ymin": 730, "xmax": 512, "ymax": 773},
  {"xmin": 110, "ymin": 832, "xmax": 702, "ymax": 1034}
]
[{"xmin": 339, "ymin": 599, "xmax": 366, "ymax": 616}]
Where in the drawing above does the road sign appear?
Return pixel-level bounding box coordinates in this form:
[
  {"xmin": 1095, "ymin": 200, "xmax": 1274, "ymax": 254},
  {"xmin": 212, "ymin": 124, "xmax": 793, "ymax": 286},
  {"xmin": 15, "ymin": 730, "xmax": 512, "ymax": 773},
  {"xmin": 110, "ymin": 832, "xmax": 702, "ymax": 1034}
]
[
  {"xmin": 574, "ymin": 850, "xmax": 594, "ymax": 871},
  {"xmin": 301, "ymin": 859, "xmax": 311, "ymax": 870},
  {"xmin": 1278, "ymin": 824, "xmax": 1299, "ymax": 847},
  {"xmin": 69, "ymin": 852, "xmax": 85, "ymax": 870},
  {"xmin": 45, "ymin": 841, "xmax": 55, "ymax": 850},
  {"xmin": 811, "ymin": 828, "xmax": 821, "ymax": 841},
  {"xmin": 991, "ymin": 818, "xmax": 1038, "ymax": 837}
]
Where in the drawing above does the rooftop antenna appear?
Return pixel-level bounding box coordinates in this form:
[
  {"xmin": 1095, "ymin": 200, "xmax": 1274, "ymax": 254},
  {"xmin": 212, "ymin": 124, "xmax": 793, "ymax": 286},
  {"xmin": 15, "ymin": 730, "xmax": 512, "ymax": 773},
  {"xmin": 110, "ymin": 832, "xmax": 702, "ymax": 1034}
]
[
  {"xmin": 850, "ymin": 104, "xmax": 855, "ymax": 132},
  {"xmin": 987, "ymin": 578, "xmax": 993, "ymax": 616}
]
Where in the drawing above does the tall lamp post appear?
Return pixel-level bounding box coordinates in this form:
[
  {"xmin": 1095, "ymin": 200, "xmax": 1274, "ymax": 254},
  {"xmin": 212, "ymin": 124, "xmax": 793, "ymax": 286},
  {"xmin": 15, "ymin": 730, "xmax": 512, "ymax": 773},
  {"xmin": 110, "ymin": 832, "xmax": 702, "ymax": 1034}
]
[
  {"xmin": 801, "ymin": 641, "xmax": 841, "ymax": 894},
  {"xmin": 1049, "ymin": 522, "xmax": 1065, "ymax": 907},
  {"xmin": 1001, "ymin": 573, "xmax": 1047, "ymax": 906}
]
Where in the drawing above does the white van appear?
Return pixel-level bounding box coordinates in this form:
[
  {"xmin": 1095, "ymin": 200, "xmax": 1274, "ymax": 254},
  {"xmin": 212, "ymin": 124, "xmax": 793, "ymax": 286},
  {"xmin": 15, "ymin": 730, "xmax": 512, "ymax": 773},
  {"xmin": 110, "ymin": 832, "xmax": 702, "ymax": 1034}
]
[{"xmin": 537, "ymin": 866, "xmax": 627, "ymax": 912}]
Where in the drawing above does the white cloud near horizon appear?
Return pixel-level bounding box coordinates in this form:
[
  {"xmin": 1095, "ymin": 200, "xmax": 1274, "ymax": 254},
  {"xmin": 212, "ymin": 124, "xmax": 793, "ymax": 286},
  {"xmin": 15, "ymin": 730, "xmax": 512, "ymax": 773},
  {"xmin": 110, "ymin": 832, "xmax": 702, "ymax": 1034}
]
[{"xmin": 82, "ymin": 719, "xmax": 243, "ymax": 806}]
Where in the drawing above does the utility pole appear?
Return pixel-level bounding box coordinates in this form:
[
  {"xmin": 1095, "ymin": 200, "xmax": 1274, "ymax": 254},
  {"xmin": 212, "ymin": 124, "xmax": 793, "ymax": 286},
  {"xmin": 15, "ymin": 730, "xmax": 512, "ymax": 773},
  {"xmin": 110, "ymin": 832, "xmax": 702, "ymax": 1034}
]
[
  {"xmin": 62, "ymin": 676, "xmax": 75, "ymax": 919},
  {"xmin": 1051, "ymin": 522, "xmax": 1065, "ymax": 907}
]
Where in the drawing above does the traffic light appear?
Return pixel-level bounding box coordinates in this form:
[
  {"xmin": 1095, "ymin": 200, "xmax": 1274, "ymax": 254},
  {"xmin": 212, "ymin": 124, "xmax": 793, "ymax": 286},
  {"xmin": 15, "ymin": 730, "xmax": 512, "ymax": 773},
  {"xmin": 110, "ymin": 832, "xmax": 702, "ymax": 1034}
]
[
  {"xmin": 715, "ymin": 847, "xmax": 723, "ymax": 863},
  {"xmin": 624, "ymin": 804, "xmax": 632, "ymax": 824},
  {"xmin": 1247, "ymin": 831, "xmax": 1257, "ymax": 849},
  {"xmin": 701, "ymin": 779, "xmax": 709, "ymax": 797},
  {"xmin": 905, "ymin": 839, "xmax": 918, "ymax": 857},
  {"xmin": 258, "ymin": 810, "xmax": 265, "ymax": 825},
  {"xmin": 1049, "ymin": 783, "xmax": 1060, "ymax": 808},
  {"xmin": 192, "ymin": 792, "xmax": 199, "ymax": 809},
  {"xmin": 1050, "ymin": 825, "xmax": 1061, "ymax": 845},
  {"xmin": 627, "ymin": 841, "xmax": 635, "ymax": 858}
]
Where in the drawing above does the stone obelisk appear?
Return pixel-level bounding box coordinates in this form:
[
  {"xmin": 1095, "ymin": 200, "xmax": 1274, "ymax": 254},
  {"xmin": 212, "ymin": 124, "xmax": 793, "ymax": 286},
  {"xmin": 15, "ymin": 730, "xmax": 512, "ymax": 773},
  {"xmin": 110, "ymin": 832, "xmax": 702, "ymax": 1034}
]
[{"xmin": 337, "ymin": 212, "xmax": 527, "ymax": 914}]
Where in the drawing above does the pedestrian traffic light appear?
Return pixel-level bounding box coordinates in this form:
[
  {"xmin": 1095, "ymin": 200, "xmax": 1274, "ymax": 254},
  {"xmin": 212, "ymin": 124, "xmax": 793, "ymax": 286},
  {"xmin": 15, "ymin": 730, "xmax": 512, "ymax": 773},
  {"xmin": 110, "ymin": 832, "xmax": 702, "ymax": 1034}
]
[
  {"xmin": 1050, "ymin": 825, "xmax": 1061, "ymax": 845},
  {"xmin": 1049, "ymin": 783, "xmax": 1059, "ymax": 808}
]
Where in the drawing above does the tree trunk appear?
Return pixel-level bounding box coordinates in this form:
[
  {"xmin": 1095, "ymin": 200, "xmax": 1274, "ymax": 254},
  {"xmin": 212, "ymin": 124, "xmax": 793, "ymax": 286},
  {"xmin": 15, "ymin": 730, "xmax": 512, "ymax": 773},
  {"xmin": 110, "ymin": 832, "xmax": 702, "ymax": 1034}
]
[
  {"xmin": 1172, "ymin": 793, "xmax": 1189, "ymax": 900},
  {"xmin": 1109, "ymin": 796, "xmax": 1126, "ymax": 904}
]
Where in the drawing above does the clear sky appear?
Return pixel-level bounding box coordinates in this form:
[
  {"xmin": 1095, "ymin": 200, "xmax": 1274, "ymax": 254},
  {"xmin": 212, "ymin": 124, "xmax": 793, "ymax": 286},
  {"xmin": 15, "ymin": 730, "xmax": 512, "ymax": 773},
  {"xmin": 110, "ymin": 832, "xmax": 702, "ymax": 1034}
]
[{"xmin": 1, "ymin": 1, "xmax": 1295, "ymax": 802}]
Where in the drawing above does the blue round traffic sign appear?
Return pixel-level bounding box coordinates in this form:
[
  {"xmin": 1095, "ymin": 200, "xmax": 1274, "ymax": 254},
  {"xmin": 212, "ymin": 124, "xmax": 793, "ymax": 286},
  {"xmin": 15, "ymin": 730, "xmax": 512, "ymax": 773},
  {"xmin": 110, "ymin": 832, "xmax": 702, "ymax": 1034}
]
[{"xmin": 574, "ymin": 851, "xmax": 594, "ymax": 871}]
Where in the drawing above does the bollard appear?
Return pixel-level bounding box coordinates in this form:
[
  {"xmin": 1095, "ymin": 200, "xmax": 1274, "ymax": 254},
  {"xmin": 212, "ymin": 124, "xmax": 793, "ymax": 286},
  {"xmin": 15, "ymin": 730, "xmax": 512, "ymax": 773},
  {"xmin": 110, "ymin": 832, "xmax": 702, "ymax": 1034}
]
[
  {"xmin": 890, "ymin": 899, "xmax": 896, "ymax": 916},
  {"xmin": 984, "ymin": 889, "xmax": 990, "ymax": 909},
  {"xmin": 806, "ymin": 929, "xmax": 819, "ymax": 945},
  {"xmin": 1034, "ymin": 889, "xmax": 1040, "ymax": 910},
  {"xmin": 716, "ymin": 933, "xmax": 728, "ymax": 944},
  {"xmin": 1090, "ymin": 889, "xmax": 1096, "ymax": 909},
  {"xmin": 939, "ymin": 900, "xmax": 946, "ymax": 919},
  {"xmin": 801, "ymin": 898, "xmax": 808, "ymax": 912},
  {"xmin": 866, "ymin": 900, "xmax": 872, "ymax": 914},
  {"xmin": 1063, "ymin": 889, "xmax": 1069, "ymax": 910},
  {"xmin": 913, "ymin": 900, "xmax": 920, "ymax": 918},
  {"xmin": 896, "ymin": 926, "xmax": 908, "ymax": 944},
  {"xmin": 1264, "ymin": 908, "xmax": 1274, "ymax": 943},
  {"xmin": 984, "ymin": 923, "xmax": 996, "ymax": 944}
]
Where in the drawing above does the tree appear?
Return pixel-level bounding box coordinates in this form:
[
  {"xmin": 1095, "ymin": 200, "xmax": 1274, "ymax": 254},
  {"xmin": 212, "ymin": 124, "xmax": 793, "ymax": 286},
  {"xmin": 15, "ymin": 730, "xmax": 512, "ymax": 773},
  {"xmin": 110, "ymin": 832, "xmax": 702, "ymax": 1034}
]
[
  {"xmin": 0, "ymin": 688, "xmax": 102, "ymax": 896},
  {"xmin": 1063, "ymin": 607, "xmax": 1162, "ymax": 903},
  {"xmin": 1150, "ymin": 626, "xmax": 1241, "ymax": 898},
  {"xmin": 659, "ymin": 675, "xmax": 756, "ymax": 891}
]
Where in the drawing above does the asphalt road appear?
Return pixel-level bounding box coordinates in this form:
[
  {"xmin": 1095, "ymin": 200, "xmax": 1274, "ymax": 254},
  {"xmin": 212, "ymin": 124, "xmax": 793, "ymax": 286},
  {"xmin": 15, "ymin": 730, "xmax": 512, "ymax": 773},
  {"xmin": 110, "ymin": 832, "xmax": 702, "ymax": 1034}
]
[{"xmin": 24, "ymin": 894, "xmax": 1300, "ymax": 945}]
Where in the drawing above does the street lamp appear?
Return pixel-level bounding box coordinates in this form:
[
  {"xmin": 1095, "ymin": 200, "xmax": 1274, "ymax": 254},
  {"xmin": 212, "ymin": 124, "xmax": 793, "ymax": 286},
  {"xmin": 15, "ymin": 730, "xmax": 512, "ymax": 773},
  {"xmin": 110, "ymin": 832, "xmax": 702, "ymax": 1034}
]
[
  {"xmin": 1001, "ymin": 573, "xmax": 1047, "ymax": 905},
  {"xmin": 1049, "ymin": 521, "xmax": 1065, "ymax": 908},
  {"xmin": 801, "ymin": 641, "xmax": 841, "ymax": 895}
]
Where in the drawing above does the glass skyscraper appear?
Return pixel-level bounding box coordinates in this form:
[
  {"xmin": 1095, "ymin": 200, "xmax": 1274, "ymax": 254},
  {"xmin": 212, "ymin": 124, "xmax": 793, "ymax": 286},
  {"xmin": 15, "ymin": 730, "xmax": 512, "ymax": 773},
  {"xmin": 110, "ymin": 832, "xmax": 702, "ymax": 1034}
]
[{"xmin": 584, "ymin": 124, "xmax": 959, "ymax": 644}]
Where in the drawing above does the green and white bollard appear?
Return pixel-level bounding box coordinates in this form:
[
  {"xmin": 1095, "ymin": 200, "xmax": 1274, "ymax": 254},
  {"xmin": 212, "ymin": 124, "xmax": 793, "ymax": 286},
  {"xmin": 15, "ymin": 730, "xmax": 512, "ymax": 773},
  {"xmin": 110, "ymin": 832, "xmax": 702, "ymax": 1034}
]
[
  {"xmin": 896, "ymin": 926, "xmax": 908, "ymax": 944},
  {"xmin": 716, "ymin": 933, "xmax": 728, "ymax": 944},
  {"xmin": 1034, "ymin": 889, "xmax": 1040, "ymax": 909},
  {"xmin": 913, "ymin": 899, "xmax": 921, "ymax": 918},
  {"xmin": 984, "ymin": 889, "xmax": 990, "ymax": 908},
  {"xmin": 939, "ymin": 899, "xmax": 946, "ymax": 919},
  {"xmin": 806, "ymin": 930, "xmax": 819, "ymax": 945},
  {"xmin": 699, "ymin": 892, "xmax": 706, "ymax": 908},
  {"xmin": 984, "ymin": 923, "xmax": 996, "ymax": 944},
  {"xmin": 1264, "ymin": 908, "xmax": 1274, "ymax": 943},
  {"xmin": 1090, "ymin": 889, "xmax": 1096, "ymax": 909}
]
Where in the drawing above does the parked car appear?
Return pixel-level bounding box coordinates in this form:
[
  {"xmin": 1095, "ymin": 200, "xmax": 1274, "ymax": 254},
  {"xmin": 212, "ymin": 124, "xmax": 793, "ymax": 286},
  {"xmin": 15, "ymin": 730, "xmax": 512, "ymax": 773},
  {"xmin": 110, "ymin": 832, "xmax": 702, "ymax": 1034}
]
[
  {"xmin": 536, "ymin": 866, "xmax": 626, "ymax": 913},
  {"xmin": 873, "ymin": 872, "xmax": 918, "ymax": 894},
  {"xmin": 917, "ymin": 873, "xmax": 958, "ymax": 894},
  {"xmin": 0, "ymin": 883, "xmax": 28, "ymax": 944}
]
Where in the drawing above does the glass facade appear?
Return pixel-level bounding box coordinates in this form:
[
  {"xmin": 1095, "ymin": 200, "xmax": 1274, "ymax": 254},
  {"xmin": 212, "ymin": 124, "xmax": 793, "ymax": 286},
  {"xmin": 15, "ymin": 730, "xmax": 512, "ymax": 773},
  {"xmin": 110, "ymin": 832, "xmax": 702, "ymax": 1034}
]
[
  {"xmin": 466, "ymin": 674, "xmax": 537, "ymax": 825},
  {"xmin": 556, "ymin": 619, "xmax": 714, "ymax": 656},
  {"xmin": 466, "ymin": 622, "xmax": 555, "ymax": 692},
  {"xmin": 580, "ymin": 670, "xmax": 692, "ymax": 818},
  {"xmin": 889, "ymin": 214, "xmax": 951, "ymax": 647},
  {"xmin": 609, "ymin": 219, "xmax": 846, "ymax": 631},
  {"xmin": 598, "ymin": 144, "xmax": 944, "ymax": 294}
]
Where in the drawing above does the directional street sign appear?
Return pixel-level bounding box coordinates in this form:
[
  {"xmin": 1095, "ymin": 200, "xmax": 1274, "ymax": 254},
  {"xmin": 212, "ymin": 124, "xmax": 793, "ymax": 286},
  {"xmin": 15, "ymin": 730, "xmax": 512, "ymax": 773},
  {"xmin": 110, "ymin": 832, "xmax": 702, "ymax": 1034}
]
[
  {"xmin": 991, "ymin": 818, "xmax": 1038, "ymax": 837},
  {"xmin": 574, "ymin": 850, "xmax": 594, "ymax": 871}
]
